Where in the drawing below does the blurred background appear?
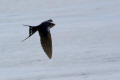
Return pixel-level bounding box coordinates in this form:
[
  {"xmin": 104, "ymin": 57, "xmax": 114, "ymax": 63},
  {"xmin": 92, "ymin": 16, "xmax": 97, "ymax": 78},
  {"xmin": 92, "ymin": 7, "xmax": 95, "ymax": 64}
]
[{"xmin": 0, "ymin": 0, "xmax": 120, "ymax": 80}]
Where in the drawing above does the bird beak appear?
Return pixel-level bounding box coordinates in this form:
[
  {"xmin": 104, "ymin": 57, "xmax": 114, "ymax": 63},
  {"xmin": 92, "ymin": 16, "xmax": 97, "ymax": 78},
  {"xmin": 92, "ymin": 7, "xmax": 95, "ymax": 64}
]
[{"xmin": 50, "ymin": 23, "xmax": 55, "ymax": 28}]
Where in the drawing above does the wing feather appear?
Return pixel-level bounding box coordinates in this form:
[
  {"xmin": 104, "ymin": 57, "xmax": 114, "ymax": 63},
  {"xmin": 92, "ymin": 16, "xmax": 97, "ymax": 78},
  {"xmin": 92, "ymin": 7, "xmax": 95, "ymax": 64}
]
[{"xmin": 39, "ymin": 31, "xmax": 52, "ymax": 59}]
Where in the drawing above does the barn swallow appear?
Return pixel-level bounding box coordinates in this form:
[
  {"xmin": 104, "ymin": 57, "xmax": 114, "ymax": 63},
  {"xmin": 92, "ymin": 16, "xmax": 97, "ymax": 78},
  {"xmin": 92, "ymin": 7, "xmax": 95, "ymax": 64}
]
[{"xmin": 23, "ymin": 19, "xmax": 55, "ymax": 59}]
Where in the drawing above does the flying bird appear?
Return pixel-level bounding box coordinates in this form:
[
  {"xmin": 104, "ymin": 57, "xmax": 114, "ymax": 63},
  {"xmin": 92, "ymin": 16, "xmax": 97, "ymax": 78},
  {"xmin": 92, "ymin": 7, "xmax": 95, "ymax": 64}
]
[{"xmin": 23, "ymin": 19, "xmax": 55, "ymax": 59}]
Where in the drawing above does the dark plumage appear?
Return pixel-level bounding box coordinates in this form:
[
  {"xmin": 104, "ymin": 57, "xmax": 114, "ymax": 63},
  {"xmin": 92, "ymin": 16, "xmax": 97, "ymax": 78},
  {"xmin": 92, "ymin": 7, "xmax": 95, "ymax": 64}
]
[{"xmin": 23, "ymin": 19, "xmax": 55, "ymax": 59}]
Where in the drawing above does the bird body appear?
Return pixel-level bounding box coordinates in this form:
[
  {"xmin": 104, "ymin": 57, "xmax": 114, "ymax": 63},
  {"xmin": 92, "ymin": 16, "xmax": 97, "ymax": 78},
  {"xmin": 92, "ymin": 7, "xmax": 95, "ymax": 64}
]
[{"xmin": 23, "ymin": 19, "xmax": 55, "ymax": 59}]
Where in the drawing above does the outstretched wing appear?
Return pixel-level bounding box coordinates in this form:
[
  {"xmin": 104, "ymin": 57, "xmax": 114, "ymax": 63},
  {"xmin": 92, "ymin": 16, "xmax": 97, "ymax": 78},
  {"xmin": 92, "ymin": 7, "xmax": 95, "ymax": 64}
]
[
  {"xmin": 23, "ymin": 26, "xmax": 37, "ymax": 41},
  {"xmin": 39, "ymin": 30, "xmax": 52, "ymax": 59}
]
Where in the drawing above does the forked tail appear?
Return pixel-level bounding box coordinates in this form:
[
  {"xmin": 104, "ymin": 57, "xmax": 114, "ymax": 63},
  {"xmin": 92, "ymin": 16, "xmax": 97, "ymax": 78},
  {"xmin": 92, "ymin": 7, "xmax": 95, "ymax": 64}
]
[{"xmin": 22, "ymin": 25, "xmax": 37, "ymax": 41}]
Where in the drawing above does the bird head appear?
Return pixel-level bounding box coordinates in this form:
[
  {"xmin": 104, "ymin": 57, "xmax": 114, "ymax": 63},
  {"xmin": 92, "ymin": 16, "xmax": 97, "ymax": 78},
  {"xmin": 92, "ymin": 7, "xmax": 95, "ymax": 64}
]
[
  {"xmin": 48, "ymin": 19, "xmax": 55, "ymax": 28},
  {"xmin": 41, "ymin": 19, "xmax": 55, "ymax": 29}
]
